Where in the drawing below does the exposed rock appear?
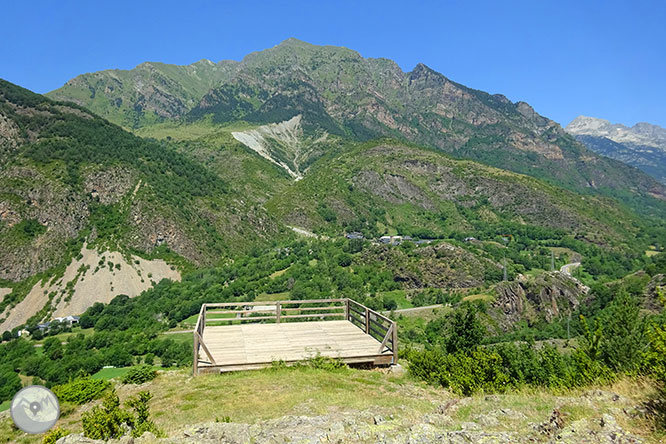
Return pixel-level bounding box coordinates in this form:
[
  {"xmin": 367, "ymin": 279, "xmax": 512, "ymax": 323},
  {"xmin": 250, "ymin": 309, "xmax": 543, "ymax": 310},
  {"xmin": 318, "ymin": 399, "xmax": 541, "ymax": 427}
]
[
  {"xmin": 84, "ymin": 167, "xmax": 136, "ymax": 205},
  {"xmin": 491, "ymin": 272, "xmax": 588, "ymax": 331},
  {"xmin": 388, "ymin": 363, "xmax": 405, "ymax": 375},
  {"xmin": 644, "ymin": 273, "xmax": 665, "ymax": 311},
  {"xmin": 0, "ymin": 243, "xmax": 180, "ymax": 332},
  {"xmin": 56, "ymin": 434, "xmax": 103, "ymax": 444},
  {"xmin": 232, "ymin": 114, "xmax": 331, "ymax": 180},
  {"xmin": 536, "ymin": 409, "xmax": 566, "ymax": 436}
]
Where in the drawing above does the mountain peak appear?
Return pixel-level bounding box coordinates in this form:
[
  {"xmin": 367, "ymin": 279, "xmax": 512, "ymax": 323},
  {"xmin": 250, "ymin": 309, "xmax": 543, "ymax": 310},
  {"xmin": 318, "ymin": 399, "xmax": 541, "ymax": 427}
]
[
  {"xmin": 408, "ymin": 63, "xmax": 447, "ymax": 86},
  {"xmin": 276, "ymin": 37, "xmax": 314, "ymax": 48}
]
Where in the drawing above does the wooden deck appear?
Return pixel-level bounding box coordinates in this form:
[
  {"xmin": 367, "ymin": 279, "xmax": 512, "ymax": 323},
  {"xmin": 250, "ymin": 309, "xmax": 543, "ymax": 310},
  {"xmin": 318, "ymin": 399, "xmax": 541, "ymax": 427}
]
[{"xmin": 193, "ymin": 299, "xmax": 397, "ymax": 374}]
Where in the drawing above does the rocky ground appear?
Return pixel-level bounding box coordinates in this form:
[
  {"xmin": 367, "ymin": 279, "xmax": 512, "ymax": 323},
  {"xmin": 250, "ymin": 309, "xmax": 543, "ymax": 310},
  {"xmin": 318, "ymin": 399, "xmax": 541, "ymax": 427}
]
[
  {"xmin": 2, "ymin": 368, "xmax": 662, "ymax": 444},
  {"xmin": 56, "ymin": 407, "xmax": 645, "ymax": 444},
  {"xmin": 54, "ymin": 389, "xmax": 658, "ymax": 444}
]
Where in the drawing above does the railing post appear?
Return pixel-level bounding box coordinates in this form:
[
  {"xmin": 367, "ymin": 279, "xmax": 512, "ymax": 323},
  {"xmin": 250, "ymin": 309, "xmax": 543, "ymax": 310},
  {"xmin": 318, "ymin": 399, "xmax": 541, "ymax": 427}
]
[
  {"xmin": 344, "ymin": 298, "xmax": 349, "ymax": 321},
  {"xmin": 365, "ymin": 307, "xmax": 370, "ymax": 334},
  {"xmin": 202, "ymin": 304, "xmax": 206, "ymax": 329},
  {"xmin": 392, "ymin": 321, "xmax": 398, "ymax": 364},
  {"xmin": 193, "ymin": 328, "xmax": 199, "ymax": 376},
  {"xmin": 276, "ymin": 302, "xmax": 281, "ymax": 324}
]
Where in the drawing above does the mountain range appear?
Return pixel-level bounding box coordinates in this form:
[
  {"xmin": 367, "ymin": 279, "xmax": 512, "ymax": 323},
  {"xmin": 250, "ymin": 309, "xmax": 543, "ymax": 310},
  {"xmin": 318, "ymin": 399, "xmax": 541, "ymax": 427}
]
[
  {"xmin": 566, "ymin": 116, "xmax": 666, "ymax": 184},
  {"xmin": 48, "ymin": 39, "xmax": 665, "ymax": 203},
  {"xmin": 2, "ymin": 38, "xmax": 666, "ymax": 332}
]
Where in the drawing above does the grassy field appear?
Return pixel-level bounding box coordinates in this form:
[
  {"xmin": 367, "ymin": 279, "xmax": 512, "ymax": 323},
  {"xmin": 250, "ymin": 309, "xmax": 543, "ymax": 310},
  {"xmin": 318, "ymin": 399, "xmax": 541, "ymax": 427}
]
[
  {"xmin": 90, "ymin": 367, "xmax": 132, "ymax": 380},
  {"xmin": 158, "ymin": 332, "xmax": 192, "ymax": 344},
  {"xmin": 1, "ymin": 366, "xmax": 663, "ymax": 443},
  {"xmin": 379, "ymin": 290, "xmax": 413, "ymax": 310}
]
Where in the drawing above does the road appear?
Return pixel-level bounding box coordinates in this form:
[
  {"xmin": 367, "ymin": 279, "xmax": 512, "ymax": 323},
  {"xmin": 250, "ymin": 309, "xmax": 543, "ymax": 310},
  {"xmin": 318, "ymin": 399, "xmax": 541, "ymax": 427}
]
[
  {"xmin": 382, "ymin": 304, "xmax": 444, "ymax": 315},
  {"xmin": 560, "ymin": 262, "xmax": 581, "ymax": 276}
]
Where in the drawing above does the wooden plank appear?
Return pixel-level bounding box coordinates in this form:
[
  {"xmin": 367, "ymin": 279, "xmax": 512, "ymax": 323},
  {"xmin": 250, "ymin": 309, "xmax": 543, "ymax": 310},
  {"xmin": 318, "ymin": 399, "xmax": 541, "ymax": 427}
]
[
  {"xmin": 369, "ymin": 319, "xmax": 390, "ymax": 332},
  {"xmin": 196, "ymin": 332, "xmax": 217, "ymax": 365},
  {"xmin": 205, "ymin": 301, "xmax": 276, "ymax": 308},
  {"xmin": 207, "ymin": 309, "xmax": 277, "ymax": 315},
  {"xmin": 282, "ymin": 306, "xmax": 344, "ymax": 313},
  {"xmin": 206, "ymin": 315, "xmax": 276, "ymax": 323},
  {"xmin": 377, "ymin": 324, "xmax": 393, "ymax": 354},
  {"xmin": 281, "ymin": 313, "xmax": 344, "ymax": 320},
  {"xmin": 368, "ymin": 326, "xmax": 388, "ymax": 340},
  {"xmin": 349, "ymin": 305, "xmax": 365, "ymax": 316},
  {"xmin": 279, "ymin": 298, "xmax": 346, "ymax": 304}
]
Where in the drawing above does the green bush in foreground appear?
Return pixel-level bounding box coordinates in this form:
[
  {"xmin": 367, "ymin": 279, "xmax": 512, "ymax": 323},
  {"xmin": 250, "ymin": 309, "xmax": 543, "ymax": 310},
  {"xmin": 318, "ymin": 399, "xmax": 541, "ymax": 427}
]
[
  {"xmin": 121, "ymin": 365, "xmax": 157, "ymax": 385},
  {"xmin": 52, "ymin": 377, "xmax": 111, "ymax": 405},
  {"xmin": 43, "ymin": 427, "xmax": 68, "ymax": 444},
  {"xmin": 406, "ymin": 343, "xmax": 615, "ymax": 396},
  {"xmin": 82, "ymin": 389, "xmax": 162, "ymax": 440}
]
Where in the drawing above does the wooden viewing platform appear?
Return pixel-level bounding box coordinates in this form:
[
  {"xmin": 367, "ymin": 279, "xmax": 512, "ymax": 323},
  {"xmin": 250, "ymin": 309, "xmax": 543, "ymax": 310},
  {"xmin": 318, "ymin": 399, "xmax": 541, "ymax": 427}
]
[{"xmin": 193, "ymin": 298, "xmax": 397, "ymax": 375}]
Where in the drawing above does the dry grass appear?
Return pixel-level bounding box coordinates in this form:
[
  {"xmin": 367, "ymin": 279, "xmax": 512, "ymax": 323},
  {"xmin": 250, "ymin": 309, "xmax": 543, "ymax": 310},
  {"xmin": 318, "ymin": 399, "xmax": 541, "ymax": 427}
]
[
  {"xmin": 131, "ymin": 367, "xmax": 442, "ymax": 434},
  {"xmin": 1, "ymin": 368, "xmax": 664, "ymax": 443}
]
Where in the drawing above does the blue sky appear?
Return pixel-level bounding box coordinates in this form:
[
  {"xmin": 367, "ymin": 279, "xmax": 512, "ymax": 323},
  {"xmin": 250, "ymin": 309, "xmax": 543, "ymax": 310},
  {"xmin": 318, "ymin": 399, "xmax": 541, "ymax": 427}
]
[{"xmin": 1, "ymin": 0, "xmax": 664, "ymax": 127}]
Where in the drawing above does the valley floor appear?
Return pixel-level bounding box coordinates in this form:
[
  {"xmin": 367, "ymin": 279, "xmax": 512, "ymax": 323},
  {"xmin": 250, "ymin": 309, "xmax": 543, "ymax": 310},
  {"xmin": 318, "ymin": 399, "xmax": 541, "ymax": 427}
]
[{"xmin": 1, "ymin": 366, "xmax": 664, "ymax": 443}]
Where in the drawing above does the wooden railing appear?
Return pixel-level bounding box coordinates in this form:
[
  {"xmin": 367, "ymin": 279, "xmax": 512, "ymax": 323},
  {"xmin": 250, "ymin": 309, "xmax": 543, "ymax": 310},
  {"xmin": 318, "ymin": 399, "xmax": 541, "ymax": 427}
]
[
  {"xmin": 202, "ymin": 298, "xmax": 347, "ymax": 325},
  {"xmin": 346, "ymin": 299, "xmax": 398, "ymax": 363},
  {"xmin": 193, "ymin": 298, "xmax": 397, "ymax": 374}
]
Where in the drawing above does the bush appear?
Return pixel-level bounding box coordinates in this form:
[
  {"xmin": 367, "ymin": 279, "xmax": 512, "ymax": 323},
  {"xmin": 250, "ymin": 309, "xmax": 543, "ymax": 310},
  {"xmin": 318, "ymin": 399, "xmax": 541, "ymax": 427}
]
[
  {"xmin": 82, "ymin": 389, "xmax": 163, "ymax": 439},
  {"xmin": 143, "ymin": 353, "xmax": 155, "ymax": 365},
  {"xmin": 43, "ymin": 427, "xmax": 68, "ymax": 444},
  {"xmin": 407, "ymin": 347, "xmax": 510, "ymax": 396},
  {"xmin": 82, "ymin": 390, "xmax": 132, "ymax": 440},
  {"xmin": 52, "ymin": 377, "xmax": 111, "ymax": 405},
  {"xmin": 305, "ymin": 354, "xmax": 346, "ymax": 371},
  {"xmin": 121, "ymin": 365, "xmax": 157, "ymax": 385},
  {"xmin": 406, "ymin": 342, "xmax": 614, "ymax": 396}
]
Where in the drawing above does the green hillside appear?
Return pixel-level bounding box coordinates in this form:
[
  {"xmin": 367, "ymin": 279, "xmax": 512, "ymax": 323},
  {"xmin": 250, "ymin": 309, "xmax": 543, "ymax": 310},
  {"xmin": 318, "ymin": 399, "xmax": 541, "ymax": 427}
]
[{"xmin": 46, "ymin": 59, "xmax": 238, "ymax": 129}]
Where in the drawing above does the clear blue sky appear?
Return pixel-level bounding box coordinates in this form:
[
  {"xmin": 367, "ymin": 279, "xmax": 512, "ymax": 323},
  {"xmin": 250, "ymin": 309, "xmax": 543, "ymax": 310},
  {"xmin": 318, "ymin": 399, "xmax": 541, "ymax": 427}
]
[{"xmin": 1, "ymin": 0, "xmax": 664, "ymax": 127}]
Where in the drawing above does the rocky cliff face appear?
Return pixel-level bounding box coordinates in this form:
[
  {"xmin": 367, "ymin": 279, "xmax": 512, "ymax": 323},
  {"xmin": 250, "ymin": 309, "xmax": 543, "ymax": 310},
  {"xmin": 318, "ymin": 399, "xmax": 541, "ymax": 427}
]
[
  {"xmin": 566, "ymin": 116, "xmax": 666, "ymax": 184},
  {"xmin": 491, "ymin": 272, "xmax": 589, "ymax": 331}
]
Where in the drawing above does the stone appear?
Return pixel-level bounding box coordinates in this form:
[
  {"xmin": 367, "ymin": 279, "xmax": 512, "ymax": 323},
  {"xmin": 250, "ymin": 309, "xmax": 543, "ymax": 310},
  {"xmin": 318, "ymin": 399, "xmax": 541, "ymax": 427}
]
[{"xmin": 388, "ymin": 363, "xmax": 406, "ymax": 375}]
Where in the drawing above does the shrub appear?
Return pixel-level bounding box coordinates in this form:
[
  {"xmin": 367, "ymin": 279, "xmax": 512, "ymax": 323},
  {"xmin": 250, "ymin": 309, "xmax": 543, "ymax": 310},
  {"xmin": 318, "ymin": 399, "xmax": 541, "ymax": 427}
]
[
  {"xmin": 43, "ymin": 427, "xmax": 68, "ymax": 444},
  {"xmin": 82, "ymin": 389, "xmax": 163, "ymax": 439},
  {"xmin": 52, "ymin": 377, "xmax": 111, "ymax": 405},
  {"xmin": 82, "ymin": 390, "xmax": 133, "ymax": 440},
  {"xmin": 143, "ymin": 353, "xmax": 155, "ymax": 365},
  {"xmin": 121, "ymin": 365, "xmax": 157, "ymax": 385},
  {"xmin": 305, "ymin": 354, "xmax": 346, "ymax": 371},
  {"xmin": 406, "ymin": 342, "xmax": 614, "ymax": 396}
]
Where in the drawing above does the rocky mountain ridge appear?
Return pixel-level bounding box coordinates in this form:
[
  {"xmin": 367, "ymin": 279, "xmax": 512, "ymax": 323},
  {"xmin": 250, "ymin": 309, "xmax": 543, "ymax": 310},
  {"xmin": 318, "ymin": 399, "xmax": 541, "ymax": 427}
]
[
  {"xmin": 49, "ymin": 39, "xmax": 666, "ymax": 206},
  {"xmin": 566, "ymin": 116, "xmax": 666, "ymax": 184},
  {"xmin": 567, "ymin": 116, "xmax": 666, "ymax": 149}
]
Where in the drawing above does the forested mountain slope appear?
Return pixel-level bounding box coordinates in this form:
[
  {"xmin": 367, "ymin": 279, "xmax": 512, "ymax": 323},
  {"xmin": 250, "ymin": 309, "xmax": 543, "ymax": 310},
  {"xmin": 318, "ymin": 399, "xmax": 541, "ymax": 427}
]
[{"xmin": 0, "ymin": 79, "xmax": 284, "ymax": 329}]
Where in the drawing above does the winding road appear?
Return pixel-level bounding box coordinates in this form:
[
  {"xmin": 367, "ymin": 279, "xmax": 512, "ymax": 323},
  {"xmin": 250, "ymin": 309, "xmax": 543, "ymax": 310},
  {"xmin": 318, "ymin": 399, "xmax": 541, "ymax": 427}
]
[{"xmin": 560, "ymin": 262, "xmax": 581, "ymax": 276}]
